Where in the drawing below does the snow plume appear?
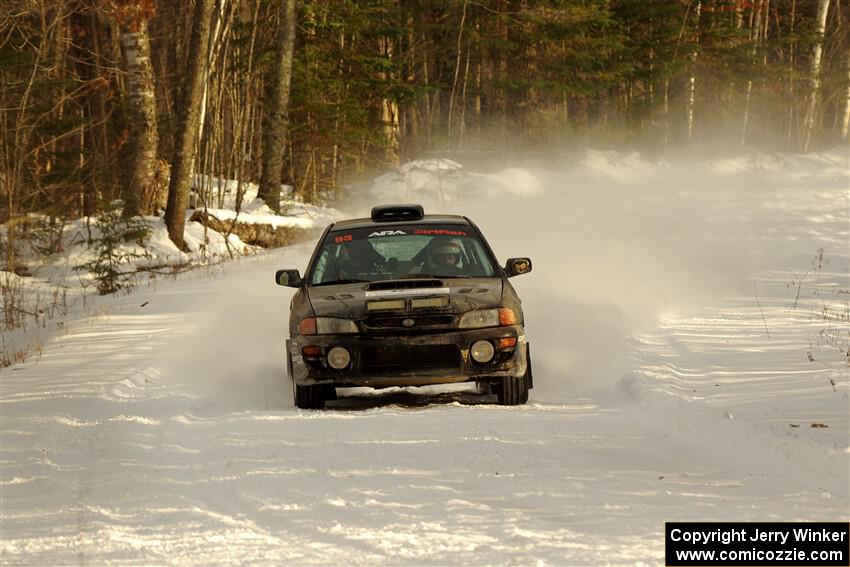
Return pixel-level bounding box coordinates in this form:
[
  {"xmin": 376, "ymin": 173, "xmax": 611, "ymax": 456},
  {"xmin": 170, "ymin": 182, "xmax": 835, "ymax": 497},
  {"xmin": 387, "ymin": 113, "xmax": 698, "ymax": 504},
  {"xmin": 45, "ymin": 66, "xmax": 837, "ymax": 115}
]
[
  {"xmin": 358, "ymin": 149, "xmax": 849, "ymax": 399},
  {"xmin": 159, "ymin": 247, "xmax": 311, "ymax": 411}
]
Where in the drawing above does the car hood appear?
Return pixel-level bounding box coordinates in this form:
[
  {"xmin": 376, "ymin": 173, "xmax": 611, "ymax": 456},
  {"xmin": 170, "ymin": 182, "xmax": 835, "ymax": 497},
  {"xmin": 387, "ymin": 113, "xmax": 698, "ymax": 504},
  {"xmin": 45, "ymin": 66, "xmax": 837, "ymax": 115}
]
[{"xmin": 306, "ymin": 278, "xmax": 503, "ymax": 319}]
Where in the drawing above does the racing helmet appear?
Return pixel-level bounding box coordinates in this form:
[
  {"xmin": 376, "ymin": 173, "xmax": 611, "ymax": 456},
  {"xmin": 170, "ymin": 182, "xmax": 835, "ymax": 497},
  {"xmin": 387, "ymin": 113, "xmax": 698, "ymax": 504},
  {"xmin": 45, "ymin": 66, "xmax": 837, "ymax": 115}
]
[{"xmin": 431, "ymin": 239, "xmax": 462, "ymax": 266}]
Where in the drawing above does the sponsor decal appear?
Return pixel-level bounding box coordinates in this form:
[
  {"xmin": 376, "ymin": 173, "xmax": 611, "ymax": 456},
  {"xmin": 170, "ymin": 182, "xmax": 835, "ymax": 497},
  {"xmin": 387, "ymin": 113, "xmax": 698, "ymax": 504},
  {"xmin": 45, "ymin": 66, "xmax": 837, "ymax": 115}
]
[
  {"xmin": 368, "ymin": 230, "xmax": 407, "ymax": 237},
  {"xmin": 414, "ymin": 229, "xmax": 468, "ymax": 236}
]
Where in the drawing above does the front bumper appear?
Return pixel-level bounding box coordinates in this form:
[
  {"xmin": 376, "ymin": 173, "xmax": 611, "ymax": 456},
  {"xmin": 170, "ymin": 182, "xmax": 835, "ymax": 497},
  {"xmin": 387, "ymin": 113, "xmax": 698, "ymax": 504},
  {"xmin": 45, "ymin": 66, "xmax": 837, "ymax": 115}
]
[{"xmin": 288, "ymin": 325, "xmax": 528, "ymax": 389}]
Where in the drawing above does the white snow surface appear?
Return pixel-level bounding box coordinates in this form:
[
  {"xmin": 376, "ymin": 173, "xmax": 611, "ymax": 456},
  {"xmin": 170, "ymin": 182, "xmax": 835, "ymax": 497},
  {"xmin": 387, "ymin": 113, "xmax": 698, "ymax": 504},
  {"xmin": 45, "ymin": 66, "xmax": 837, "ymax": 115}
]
[{"xmin": 2, "ymin": 149, "xmax": 849, "ymax": 565}]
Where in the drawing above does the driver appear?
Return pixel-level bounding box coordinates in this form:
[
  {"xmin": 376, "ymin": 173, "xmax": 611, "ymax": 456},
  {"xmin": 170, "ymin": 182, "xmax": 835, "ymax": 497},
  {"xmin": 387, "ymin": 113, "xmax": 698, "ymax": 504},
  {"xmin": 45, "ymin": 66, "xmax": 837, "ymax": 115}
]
[{"xmin": 430, "ymin": 239, "xmax": 465, "ymax": 274}]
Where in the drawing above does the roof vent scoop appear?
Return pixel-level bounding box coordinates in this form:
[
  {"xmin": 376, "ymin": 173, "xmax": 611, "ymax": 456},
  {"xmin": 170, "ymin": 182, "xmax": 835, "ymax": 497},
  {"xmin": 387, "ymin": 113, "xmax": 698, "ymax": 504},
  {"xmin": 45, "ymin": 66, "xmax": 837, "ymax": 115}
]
[{"xmin": 371, "ymin": 204, "xmax": 424, "ymax": 222}]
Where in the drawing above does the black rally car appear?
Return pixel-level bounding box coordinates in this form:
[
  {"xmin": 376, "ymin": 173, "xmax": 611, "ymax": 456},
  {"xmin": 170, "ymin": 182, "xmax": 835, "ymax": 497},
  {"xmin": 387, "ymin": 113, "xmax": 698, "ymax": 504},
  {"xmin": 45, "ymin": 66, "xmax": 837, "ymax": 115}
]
[{"xmin": 275, "ymin": 204, "xmax": 532, "ymax": 409}]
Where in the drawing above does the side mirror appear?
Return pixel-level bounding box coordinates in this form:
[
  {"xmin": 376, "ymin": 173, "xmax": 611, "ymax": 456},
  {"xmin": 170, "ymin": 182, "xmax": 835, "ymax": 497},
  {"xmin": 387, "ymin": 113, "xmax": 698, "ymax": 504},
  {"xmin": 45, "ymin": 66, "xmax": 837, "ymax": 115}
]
[
  {"xmin": 275, "ymin": 269, "xmax": 303, "ymax": 287},
  {"xmin": 505, "ymin": 258, "xmax": 532, "ymax": 277}
]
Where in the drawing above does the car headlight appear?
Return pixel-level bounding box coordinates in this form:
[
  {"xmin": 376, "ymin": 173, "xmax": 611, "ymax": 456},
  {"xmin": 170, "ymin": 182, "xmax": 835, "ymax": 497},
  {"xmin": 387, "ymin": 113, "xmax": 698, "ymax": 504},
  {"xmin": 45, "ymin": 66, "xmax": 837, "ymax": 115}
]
[
  {"xmin": 458, "ymin": 308, "xmax": 516, "ymax": 329},
  {"xmin": 298, "ymin": 317, "xmax": 358, "ymax": 335}
]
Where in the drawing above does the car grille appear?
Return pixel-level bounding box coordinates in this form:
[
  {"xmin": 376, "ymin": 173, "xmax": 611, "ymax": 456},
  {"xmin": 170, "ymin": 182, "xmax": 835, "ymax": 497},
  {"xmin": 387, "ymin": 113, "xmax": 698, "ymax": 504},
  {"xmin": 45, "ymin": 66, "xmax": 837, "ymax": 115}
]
[
  {"xmin": 363, "ymin": 315, "xmax": 455, "ymax": 329},
  {"xmin": 361, "ymin": 345, "xmax": 460, "ymax": 374}
]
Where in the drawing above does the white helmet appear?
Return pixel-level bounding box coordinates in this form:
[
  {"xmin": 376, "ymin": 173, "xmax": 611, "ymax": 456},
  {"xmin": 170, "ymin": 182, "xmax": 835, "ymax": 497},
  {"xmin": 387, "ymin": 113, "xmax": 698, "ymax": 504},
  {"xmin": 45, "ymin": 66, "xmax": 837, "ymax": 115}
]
[{"xmin": 432, "ymin": 240, "xmax": 462, "ymax": 265}]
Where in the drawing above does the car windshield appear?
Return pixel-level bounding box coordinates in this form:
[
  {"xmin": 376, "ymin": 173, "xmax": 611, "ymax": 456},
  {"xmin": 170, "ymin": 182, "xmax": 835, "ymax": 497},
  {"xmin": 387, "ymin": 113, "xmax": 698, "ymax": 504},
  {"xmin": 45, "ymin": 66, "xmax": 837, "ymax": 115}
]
[{"xmin": 310, "ymin": 224, "xmax": 497, "ymax": 285}]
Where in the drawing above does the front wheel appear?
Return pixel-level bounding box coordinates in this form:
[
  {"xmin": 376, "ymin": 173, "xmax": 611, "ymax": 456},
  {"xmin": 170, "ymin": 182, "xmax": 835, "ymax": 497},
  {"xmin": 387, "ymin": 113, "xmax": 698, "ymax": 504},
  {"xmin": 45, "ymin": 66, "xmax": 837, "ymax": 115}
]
[
  {"xmin": 294, "ymin": 383, "xmax": 325, "ymax": 409},
  {"xmin": 496, "ymin": 344, "xmax": 531, "ymax": 405},
  {"xmin": 496, "ymin": 375, "xmax": 529, "ymax": 405},
  {"xmin": 289, "ymin": 348, "xmax": 325, "ymax": 409}
]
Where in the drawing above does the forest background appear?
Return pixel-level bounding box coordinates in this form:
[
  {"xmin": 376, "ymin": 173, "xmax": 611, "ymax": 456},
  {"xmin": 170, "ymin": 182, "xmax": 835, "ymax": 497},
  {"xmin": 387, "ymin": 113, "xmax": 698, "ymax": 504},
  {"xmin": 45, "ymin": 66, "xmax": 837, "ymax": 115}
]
[{"xmin": 1, "ymin": 0, "xmax": 848, "ymax": 270}]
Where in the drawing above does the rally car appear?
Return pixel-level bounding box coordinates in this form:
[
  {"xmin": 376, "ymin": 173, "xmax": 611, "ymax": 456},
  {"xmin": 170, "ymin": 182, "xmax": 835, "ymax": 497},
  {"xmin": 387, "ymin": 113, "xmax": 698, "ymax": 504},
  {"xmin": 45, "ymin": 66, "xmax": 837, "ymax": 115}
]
[{"xmin": 275, "ymin": 204, "xmax": 532, "ymax": 409}]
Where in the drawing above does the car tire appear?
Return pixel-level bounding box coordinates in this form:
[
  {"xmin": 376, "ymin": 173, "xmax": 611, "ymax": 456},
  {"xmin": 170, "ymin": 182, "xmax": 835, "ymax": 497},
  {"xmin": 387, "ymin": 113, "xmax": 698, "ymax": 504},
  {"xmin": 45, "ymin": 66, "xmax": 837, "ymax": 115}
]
[
  {"xmin": 496, "ymin": 344, "xmax": 531, "ymax": 405},
  {"xmin": 295, "ymin": 383, "xmax": 325, "ymax": 409},
  {"xmin": 496, "ymin": 375, "xmax": 528, "ymax": 405}
]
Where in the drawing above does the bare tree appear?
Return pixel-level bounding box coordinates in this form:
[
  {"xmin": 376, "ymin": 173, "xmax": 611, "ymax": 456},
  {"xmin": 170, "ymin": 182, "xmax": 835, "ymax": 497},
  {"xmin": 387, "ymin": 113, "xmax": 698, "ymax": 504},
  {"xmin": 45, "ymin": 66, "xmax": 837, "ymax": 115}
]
[
  {"xmin": 687, "ymin": 1, "xmax": 702, "ymax": 141},
  {"xmin": 741, "ymin": 0, "xmax": 766, "ymax": 147},
  {"xmin": 447, "ymin": 0, "xmax": 468, "ymax": 146},
  {"xmin": 69, "ymin": 5, "xmax": 113, "ymax": 217},
  {"xmin": 164, "ymin": 0, "xmax": 214, "ymax": 249},
  {"xmin": 802, "ymin": 0, "xmax": 831, "ymax": 153},
  {"xmin": 1, "ymin": 1, "xmax": 67, "ymax": 273},
  {"xmin": 257, "ymin": 0, "xmax": 296, "ymax": 214},
  {"xmin": 379, "ymin": 35, "xmax": 401, "ymax": 165},
  {"xmin": 842, "ymin": 44, "xmax": 850, "ymax": 141}
]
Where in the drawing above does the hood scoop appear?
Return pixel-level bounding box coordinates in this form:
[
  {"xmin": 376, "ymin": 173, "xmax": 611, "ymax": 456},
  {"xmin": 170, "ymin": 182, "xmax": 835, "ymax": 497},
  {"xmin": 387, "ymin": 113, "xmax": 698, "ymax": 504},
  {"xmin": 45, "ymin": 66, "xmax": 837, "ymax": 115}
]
[{"xmin": 366, "ymin": 279, "xmax": 444, "ymax": 291}]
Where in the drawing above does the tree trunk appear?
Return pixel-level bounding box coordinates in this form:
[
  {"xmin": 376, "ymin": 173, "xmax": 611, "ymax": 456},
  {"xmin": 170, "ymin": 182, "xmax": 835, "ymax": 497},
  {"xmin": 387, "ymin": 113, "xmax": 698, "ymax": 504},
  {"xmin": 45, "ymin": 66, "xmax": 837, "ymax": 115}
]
[
  {"xmin": 785, "ymin": 0, "xmax": 798, "ymax": 145},
  {"xmin": 164, "ymin": 0, "xmax": 214, "ymax": 249},
  {"xmin": 801, "ymin": 0, "xmax": 830, "ymax": 153},
  {"xmin": 497, "ymin": 0, "xmax": 509, "ymax": 144},
  {"xmin": 117, "ymin": 7, "xmax": 158, "ymax": 217},
  {"xmin": 663, "ymin": 79, "xmax": 670, "ymax": 147},
  {"xmin": 842, "ymin": 44, "xmax": 850, "ymax": 141},
  {"xmin": 419, "ymin": 14, "xmax": 433, "ymax": 149},
  {"xmin": 740, "ymin": 0, "xmax": 765, "ymax": 147},
  {"xmin": 459, "ymin": 36, "xmax": 471, "ymax": 146},
  {"xmin": 687, "ymin": 1, "xmax": 701, "ymax": 141},
  {"xmin": 70, "ymin": 8, "xmax": 109, "ymax": 217},
  {"xmin": 379, "ymin": 36, "xmax": 401, "ymax": 166},
  {"xmin": 258, "ymin": 0, "xmax": 296, "ymax": 213},
  {"xmin": 474, "ymin": 21, "xmax": 482, "ymax": 138},
  {"xmin": 447, "ymin": 0, "xmax": 468, "ymax": 145}
]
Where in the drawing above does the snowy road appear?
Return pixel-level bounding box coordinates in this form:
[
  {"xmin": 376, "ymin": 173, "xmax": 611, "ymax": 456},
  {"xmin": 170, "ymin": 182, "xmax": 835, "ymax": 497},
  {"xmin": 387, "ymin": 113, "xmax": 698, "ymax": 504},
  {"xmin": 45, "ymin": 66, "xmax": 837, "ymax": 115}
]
[{"xmin": 2, "ymin": 152, "xmax": 848, "ymax": 565}]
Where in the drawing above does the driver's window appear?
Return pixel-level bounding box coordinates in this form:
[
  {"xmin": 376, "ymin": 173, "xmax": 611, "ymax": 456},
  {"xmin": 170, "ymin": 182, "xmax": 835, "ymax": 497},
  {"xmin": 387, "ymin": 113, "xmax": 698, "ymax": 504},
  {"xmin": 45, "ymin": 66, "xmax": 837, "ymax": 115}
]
[{"xmin": 311, "ymin": 245, "xmax": 339, "ymax": 284}]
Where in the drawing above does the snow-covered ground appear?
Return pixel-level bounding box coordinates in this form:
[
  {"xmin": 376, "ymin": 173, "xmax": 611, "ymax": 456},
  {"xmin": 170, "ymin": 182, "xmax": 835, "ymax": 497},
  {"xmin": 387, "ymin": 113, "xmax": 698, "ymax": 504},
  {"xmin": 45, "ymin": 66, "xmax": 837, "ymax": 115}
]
[{"xmin": 1, "ymin": 150, "xmax": 848, "ymax": 565}]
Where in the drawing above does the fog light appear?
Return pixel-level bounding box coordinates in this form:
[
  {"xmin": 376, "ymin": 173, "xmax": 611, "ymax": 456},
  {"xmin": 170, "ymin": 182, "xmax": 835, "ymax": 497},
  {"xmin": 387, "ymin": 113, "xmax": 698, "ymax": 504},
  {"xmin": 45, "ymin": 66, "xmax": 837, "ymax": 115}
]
[
  {"xmin": 302, "ymin": 345, "xmax": 322, "ymax": 357},
  {"xmin": 327, "ymin": 346, "xmax": 351, "ymax": 370},
  {"xmin": 470, "ymin": 340, "xmax": 495, "ymax": 363}
]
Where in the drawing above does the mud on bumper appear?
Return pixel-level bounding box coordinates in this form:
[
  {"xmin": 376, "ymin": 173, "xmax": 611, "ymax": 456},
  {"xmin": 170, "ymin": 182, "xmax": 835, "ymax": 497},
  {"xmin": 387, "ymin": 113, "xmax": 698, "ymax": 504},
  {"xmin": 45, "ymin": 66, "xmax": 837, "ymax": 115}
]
[{"xmin": 288, "ymin": 326, "xmax": 529, "ymax": 389}]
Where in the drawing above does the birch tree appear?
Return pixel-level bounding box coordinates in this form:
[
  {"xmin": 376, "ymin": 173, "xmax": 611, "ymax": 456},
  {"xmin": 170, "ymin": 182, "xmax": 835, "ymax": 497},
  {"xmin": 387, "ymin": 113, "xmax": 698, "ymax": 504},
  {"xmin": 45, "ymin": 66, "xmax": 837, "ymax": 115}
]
[
  {"xmin": 114, "ymin": 0, "xmax": 158, "ymax": 216},
  {"xmin": 687, "ymin": 1, "xmax": 701, "ymax": 141},
  {"xmin": 802, "ymin": 0, "xmax": 831, "ymax": 153}
]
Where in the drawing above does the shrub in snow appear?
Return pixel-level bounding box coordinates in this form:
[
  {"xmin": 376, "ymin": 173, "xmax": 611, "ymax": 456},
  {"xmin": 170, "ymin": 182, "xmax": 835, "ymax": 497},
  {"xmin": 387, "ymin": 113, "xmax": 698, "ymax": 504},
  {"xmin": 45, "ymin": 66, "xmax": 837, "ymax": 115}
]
[{"xmin": 74, "ymin": 202, "xmax": 152, "ymax": 295}]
